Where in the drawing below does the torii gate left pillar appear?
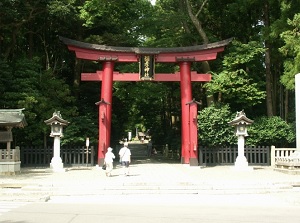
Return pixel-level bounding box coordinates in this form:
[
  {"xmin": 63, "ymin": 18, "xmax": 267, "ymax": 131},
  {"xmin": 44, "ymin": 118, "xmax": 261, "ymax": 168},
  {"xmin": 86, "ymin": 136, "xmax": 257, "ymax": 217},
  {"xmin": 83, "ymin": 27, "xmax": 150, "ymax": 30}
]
[
  {"xmin": 180, "ymin": 61, "xmax": 193, "ymax": 164},
  {"xmin": 187, "ymin": 99, "xmax": 202, "ymax": 166},
  {"xmin": 95, "ymin": 61, "xmax": 114, "ymax": 166}
]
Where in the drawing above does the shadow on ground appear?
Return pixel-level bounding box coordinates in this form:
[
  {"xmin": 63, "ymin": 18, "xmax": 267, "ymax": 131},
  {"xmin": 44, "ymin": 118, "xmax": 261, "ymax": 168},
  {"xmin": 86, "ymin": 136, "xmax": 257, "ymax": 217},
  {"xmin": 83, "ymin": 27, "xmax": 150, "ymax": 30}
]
[{"xmin": 132, "ymin": 154, "xmax": 181, "ymax": 165}]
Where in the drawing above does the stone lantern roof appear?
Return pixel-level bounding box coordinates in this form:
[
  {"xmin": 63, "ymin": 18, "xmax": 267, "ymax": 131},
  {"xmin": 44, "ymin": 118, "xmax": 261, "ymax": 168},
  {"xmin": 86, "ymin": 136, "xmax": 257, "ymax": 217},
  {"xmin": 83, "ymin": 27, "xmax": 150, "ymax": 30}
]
[
  {"xmin": 228, "ymin": 110, "xmax": 254, "ymax": 126},
  {"xmin": 0, "ymin": 108, "xmax": 27, "ymax": 128},
  {"xmin": 44, "ymin": 111, "xmax": 69, "ymax": 126}
]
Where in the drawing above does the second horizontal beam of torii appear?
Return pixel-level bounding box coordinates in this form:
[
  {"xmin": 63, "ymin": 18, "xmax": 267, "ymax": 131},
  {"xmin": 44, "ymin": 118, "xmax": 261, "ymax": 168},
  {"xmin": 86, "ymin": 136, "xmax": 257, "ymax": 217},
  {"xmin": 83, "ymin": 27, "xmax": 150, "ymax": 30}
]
[{"xmin": 81, "ymin": 71, "xmax": 211, "ymax": 82}]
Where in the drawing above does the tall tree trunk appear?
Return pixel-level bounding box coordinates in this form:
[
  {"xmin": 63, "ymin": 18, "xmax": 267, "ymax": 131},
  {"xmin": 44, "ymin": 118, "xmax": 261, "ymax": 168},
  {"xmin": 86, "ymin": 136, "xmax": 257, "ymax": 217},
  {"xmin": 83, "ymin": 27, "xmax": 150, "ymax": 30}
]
[
  {"xmin": 265, "ymin": 44, "xmax": 274, "ymax": 117},
  {"xmin": 179, "ymin": 0, "xmax": 195, "ymax": 45},
  {"xmin": 4, "ymin": 27, "xmax": 19, "ymax": 61},
  {"xmin": 284, "ymin": 89, "xmax": 289, "ymax": 122},
  {"xmin": 263, "ymin": 0, "xmax": 274, "ymax": 117},
  {"xmin": 184, "ymin": 0, "xmax": 214, "ymax": 105},
  {"xmin": 28, "ymin": 32, "xmax": 33, "ymax": 60},
  {"xmin": 184, "ymin": 0, "xmax": 209, "ymax": 44},
  {"xmin": 73, "ymin": 31, "xmax": 84, "ymax": 100},
  {"xmin": 279, "ymin": 83, "xmax": 283, "ymax": 118},
  {"xmin": 42, "ymin": 34, "xmax": 51, "ymax": 70},
  {"xmin": 43, "ymin": 132, "xmax": 47, "ymax": 149}
]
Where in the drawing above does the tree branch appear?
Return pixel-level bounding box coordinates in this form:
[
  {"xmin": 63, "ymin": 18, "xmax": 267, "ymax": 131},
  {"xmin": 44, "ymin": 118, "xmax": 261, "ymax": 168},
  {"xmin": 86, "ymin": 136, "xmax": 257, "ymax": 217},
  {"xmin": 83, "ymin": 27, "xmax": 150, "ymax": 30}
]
[
  {"xmin": 185, "ymin": 0, "xmax": 209, "ymax": 44},
  {"xmin": 196, "ymin": 0, "xmax": 209, "ymax": 17}
]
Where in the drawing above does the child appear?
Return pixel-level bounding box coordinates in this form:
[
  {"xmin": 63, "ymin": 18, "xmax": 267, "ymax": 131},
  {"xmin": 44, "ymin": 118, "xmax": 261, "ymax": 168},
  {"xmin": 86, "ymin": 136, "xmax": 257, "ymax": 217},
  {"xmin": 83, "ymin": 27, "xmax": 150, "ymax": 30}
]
[
  {"xmin": 118, "ymin": 142, "xmax": 131, "ymax": 176},
  {"xmin": 104, "ymin": 147, "xmax": 115, "ymax": 177}
]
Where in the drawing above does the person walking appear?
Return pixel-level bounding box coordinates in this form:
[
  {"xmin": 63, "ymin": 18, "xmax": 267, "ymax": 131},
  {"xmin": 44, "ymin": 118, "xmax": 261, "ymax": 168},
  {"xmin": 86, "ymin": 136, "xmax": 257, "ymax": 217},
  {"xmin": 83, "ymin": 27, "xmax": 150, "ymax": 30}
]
[
  {"xmin": 104, "ymin": 147, "xmax": 115, "ymax": 177},
  {"xmin": 118, "ymin": 142, "xmax": 131, "ymax": 176}
]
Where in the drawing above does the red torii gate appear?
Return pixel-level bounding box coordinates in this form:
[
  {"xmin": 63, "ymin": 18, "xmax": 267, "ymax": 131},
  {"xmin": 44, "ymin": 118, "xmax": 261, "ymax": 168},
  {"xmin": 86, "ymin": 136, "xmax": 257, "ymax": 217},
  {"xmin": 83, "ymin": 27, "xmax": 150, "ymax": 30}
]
[{"xmin": 60, "ymin": 37, "xmax": 231, "ymax": 166}]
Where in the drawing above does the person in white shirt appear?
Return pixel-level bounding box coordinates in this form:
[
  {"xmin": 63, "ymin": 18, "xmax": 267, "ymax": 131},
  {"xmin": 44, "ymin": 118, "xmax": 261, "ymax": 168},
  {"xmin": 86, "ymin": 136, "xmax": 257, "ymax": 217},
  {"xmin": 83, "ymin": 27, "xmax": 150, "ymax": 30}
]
[
  {"xmin": 104, "ymin": 147, "xmax": 115, "ymax": 177},
  {"xmin": 118, "ymin": 142, "xmax": 131, "ymax": 176}
]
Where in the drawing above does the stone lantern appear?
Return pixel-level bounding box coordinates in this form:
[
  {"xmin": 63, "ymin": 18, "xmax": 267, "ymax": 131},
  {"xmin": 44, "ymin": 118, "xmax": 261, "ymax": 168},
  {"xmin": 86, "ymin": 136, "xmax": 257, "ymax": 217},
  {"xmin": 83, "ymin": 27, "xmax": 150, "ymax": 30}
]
[
  {"xmin": 228, "ymin": 110, "xmax": 253, "ymax": 171},
  {"xmin": 44, "ymin": 111, "xmax": 69, "ymax": 172}
]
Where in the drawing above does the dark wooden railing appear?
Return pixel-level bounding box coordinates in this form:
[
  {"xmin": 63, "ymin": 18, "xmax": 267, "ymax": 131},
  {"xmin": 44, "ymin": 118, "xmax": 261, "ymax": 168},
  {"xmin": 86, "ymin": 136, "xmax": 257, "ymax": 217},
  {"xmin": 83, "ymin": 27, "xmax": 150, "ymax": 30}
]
[
  {"xmin": 20, "ymin": 146, "xmax": 95, "ymax": 167},
  {"xmin": 19, "ymin": 145, "xmax": 270, "ymax": 167},
  {"xmin": 198, "ymin": 146, "xmax": 270, "ymax": 166}
]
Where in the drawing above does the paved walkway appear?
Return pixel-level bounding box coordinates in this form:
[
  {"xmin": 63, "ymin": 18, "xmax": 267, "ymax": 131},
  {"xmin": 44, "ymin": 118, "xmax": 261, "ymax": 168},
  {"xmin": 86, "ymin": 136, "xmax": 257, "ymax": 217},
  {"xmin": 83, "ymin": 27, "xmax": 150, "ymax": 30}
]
[
  {"xmin": 2, "ymin": 157, "xmax": 300, "ymax": 222},
  {"xmin": 1, "ymin": 156, "xmax": 300, "ymax": 201}
]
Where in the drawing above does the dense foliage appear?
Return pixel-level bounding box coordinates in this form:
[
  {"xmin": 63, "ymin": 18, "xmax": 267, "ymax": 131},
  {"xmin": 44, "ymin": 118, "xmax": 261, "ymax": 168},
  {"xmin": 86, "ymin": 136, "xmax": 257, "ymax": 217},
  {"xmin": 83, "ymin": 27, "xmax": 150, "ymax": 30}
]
[
  {"xmin": 0, "ymin": 0, "xmax": 299, "ymax": 149},
  {"xmin": 197, "ymin": 104, "xmax": 236, "ymax": 147},
  {"xmin": 246, "ymin": 116, "xmax": 295, "ymax": 147},
  {"xmin": 198, "ymin": 104, "xmax": 295, "ymax": 148}
]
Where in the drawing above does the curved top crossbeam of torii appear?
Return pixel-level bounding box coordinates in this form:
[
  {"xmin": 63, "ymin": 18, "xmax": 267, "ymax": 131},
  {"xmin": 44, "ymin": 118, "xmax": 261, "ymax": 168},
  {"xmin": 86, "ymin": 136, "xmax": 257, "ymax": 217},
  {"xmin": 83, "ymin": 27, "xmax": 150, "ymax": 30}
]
[
  {"xmin": 59, "ymin": 36, "xmax": 232, "ymax": 82},
  {"xmin": 60, "ymin": 36, "xmax": 232, "ymax": 62}
]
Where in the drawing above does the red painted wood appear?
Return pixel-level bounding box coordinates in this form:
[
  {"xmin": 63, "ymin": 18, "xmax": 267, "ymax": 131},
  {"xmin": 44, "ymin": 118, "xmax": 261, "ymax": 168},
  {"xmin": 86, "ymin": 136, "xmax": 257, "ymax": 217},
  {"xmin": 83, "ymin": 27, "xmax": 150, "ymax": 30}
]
[
  {"xmin": 98, "ymin": 62, "xmax": 114, "ymax": 165},
  {"xmin": 103, "ymin": 62, "xmax": 114, "ymax": 152},
  {"xmin": 189, "ymin": 103, "xmax": 198, "ymax": 162},
  {"xmin": 98, "ymin": 102, "xmax": 107, "ymax": 165},
  {"xmin": 68, "ymin": 45, "xmax": 225, "ymax": 63},
  {"xmin": 180, "ymin": 62, "xmax": 192, "ymax": 164},
  {"xmin": 156, "ymin": 51, "xmax": 222, "ymax": 62},
  {"xmin": 81, "ymin": 72, "xmax": 211, "ymax": 82},
  {"xmin": 82, "ymin": 72, "xmax": 140, "ymax": 81},
  {"xmin": 155, "ymin": 72, "xmax": 211, "ymax": 82},
  {"xmin": 68, "ymin": 46, "xmax": 138, "ymax": 62}
]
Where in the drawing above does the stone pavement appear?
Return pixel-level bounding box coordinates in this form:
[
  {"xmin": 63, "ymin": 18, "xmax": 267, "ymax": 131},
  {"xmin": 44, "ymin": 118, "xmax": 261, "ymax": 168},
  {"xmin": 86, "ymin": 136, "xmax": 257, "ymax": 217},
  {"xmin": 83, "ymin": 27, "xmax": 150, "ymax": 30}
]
[
  {"xmin": 1, "ymin": 156, "xmax": 300, "ymax": 202},
  {"xmin": 2, "ymin": 157, "xmax": 300, "ymax": 223}
]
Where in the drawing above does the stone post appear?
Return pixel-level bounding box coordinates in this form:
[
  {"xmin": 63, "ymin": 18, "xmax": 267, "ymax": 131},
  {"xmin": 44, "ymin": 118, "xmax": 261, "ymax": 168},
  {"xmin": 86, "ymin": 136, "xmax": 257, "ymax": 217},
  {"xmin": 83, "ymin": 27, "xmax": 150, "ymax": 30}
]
[
  {"xmin": 296, "ymin": 73, "xmax": 300, "ymax": 152},
  {"xmin": 234, "ymin": 135, "xmax": 250, "ymax": 169},
  {"xmin": 50, "ymin": 136, "xmax": 64, "ymax": 171},
  {"xmin": 285, "ymin": 73, "xmax": 300, "ymax": 162}
]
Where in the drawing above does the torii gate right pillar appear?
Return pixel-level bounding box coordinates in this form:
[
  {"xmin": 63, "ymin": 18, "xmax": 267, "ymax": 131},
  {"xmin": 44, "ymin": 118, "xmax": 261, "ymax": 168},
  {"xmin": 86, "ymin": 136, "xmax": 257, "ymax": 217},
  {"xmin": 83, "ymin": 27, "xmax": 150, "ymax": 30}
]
[{"xmin": 180, "ymin": 61, "xmax": 192, "ymax": 164}]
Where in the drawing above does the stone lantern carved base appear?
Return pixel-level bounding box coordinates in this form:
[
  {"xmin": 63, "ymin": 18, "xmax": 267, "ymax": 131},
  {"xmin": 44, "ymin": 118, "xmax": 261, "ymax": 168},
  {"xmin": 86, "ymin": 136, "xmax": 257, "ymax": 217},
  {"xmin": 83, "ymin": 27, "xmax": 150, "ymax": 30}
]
[
  {"xmin": 232, "ymin": 155, "xmax": 253, "ymax": 171},
  {"xmin": 50, "ymin": 157, "xmax": 65, "ymax": 172}
]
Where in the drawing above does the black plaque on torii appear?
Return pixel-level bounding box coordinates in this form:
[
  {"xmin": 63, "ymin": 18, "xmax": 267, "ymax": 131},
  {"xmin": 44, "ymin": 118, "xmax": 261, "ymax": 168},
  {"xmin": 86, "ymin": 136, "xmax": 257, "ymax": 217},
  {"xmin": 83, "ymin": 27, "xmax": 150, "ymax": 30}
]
[{"xmin": 139, "ymin": 55, "xmax": 155, "ymax": 80}]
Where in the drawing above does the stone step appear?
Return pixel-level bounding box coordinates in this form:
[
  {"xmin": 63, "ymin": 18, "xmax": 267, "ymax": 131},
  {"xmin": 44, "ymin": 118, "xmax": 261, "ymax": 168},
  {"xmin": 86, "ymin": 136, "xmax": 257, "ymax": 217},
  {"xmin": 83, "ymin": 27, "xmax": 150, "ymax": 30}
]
[
  {"xmin": 0, "ymin": 182, "xmax": 294, "ymax": 201},
  {"xmin": 127, "ymin": 143, "xmax": 149, "ymax": 158}
]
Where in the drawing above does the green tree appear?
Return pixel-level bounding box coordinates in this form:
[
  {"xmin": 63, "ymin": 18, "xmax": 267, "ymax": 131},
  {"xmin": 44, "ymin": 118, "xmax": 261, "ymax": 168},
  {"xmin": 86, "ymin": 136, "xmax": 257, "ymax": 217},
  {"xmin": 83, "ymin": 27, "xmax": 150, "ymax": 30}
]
[
  {"xmin": 204, "ymin": 40, "xmax": 266, "ymax": 113},
  {"xmin": 1, "ymin": 0, "xmax": 299, "ymax": 150},
  {"xmin": 246, "ymin": 116, "xmax": 295, "ymax": 147},
  {"xmin": 79, "ymin": 0, "xmax": 153, "ymax": 46},
  {"xmin": 0, "ymin": 58, "xmax": 77, "ymax": 146},
  {"xmin": 198, "ymin": 103, "xmax": 236, "ymax": 147},
  {"xmin": 280, "ymin": 13, "xmax": 300, "ymax": 90}
]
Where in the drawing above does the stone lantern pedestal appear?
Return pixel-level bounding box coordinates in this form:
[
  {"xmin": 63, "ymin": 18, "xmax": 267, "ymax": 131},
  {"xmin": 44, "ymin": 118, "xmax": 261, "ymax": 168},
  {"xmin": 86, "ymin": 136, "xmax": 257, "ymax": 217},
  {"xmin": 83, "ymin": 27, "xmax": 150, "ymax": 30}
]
[
  {"xmin": 229, "ymin": 110, "xmax": 254, "ymax": 171},
  {"xmin": 50, "ymin": 136, "xmax": 64, "ymax": 171},
  {"xmin": 45, "ymin": 111, "xmax": 69, "ymax": 172},
  {"xmin": 234, "ymin": 135, "xmax": 252, "ymax": 170}
]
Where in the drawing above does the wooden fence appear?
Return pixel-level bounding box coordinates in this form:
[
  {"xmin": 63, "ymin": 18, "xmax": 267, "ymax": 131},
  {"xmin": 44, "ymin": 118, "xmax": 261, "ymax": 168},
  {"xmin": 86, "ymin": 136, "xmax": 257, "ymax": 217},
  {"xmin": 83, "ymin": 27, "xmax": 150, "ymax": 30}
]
[
  {"xmin": 20, "ymin": 146, "xmax": 95, "ymax": 167},
  {"xmin": 156, "ymin": 145, "xmax": 271, "ymax": 166},
  {"xmin": 19, "ymin": 145, "xmax": 294, "ymax": 167},
  {"xmin": 198, "ymin": 146, "xmax": 270, "ymax": 166}
]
